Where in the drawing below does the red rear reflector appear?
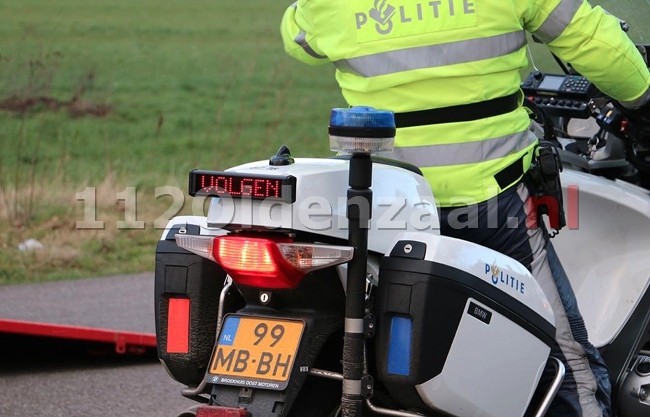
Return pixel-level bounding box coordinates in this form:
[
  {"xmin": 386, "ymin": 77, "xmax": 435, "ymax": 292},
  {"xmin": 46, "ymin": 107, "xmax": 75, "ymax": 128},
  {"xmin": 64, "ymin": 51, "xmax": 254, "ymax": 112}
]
[
  {"xmin": 195, "ymin": 406, "xmax": 247, "ymax": 417},
  {"xmin": 166, "ymin": 298, "xmax": 190, "ymax": 353}
]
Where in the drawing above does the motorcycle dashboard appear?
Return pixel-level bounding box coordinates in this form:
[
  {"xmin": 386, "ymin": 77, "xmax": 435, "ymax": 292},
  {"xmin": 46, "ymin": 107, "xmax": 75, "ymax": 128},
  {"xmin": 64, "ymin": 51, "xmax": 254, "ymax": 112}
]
[
  {"xmin": 189, "ymin": 169, "xmax": 297, "ymax": 204},
  {"xmin": 537, "ymin": 75, "xmax": 565, "ymax": 91}
]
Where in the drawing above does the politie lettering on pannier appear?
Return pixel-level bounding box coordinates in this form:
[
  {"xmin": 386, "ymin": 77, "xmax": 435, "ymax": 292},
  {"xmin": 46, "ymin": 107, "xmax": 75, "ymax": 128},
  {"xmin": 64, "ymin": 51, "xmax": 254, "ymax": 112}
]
[{"xmin": 486, "ymin": 263, "xmax": 525, "ymax": 294}]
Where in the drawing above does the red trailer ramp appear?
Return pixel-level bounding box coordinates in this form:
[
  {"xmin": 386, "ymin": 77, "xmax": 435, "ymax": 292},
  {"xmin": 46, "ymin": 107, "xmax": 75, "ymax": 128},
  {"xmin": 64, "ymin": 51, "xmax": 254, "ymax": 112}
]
[{"xmin": 0, "ymin": 273, "xmax": 157, "ymax": 354}]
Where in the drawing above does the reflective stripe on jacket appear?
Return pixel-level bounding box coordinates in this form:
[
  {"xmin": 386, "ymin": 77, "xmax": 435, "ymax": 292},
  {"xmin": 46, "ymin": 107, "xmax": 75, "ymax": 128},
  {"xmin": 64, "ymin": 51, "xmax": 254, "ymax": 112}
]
[{"xmin": 281, "ymin": 0, "xmax": 650, "ymax": 207}]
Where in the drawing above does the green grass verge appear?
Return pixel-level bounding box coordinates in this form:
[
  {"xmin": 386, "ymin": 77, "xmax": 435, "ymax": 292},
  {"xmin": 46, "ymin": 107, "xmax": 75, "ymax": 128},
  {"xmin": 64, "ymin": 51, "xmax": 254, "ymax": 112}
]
[{"xmin": 0, "ymin": 0, "xmax": 343, "ymax": 284}]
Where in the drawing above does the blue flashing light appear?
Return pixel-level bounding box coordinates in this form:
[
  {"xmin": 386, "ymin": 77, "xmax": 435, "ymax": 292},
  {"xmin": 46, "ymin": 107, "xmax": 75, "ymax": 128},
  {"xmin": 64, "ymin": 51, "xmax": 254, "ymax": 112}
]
[
  {"xmin": 386, "ymin": 315, "xmax": 412, "ymax": 376},
  {"xmin": 329, "ymin": 106, "xmax": 395, "ymax": 129}
]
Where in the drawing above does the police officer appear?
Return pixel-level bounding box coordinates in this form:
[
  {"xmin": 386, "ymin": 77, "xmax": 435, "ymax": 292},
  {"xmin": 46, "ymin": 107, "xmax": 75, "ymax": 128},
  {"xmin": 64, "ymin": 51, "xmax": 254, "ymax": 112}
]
[{"xmin": 281, "ymin": 0, "xmax": 650, "ymax": 415}]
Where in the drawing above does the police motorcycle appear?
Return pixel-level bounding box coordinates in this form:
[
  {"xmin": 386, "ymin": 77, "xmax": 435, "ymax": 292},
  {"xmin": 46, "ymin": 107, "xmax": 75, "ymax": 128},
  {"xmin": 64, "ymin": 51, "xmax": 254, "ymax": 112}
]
[
  {"xmin": 154, "ymin": 22, "xmax": 650, "ymax": 417},
  {"xmin": 154, "ymin": 104, "xmax": 650, "ymax": 417}
]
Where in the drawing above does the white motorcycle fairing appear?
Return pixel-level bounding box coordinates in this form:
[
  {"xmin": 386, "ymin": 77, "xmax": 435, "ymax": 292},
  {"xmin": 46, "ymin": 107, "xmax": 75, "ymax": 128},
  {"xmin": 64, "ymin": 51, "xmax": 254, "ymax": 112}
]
[{"xmin": 554, "ymin": 169, "xmax": 650, "ymax": 348}]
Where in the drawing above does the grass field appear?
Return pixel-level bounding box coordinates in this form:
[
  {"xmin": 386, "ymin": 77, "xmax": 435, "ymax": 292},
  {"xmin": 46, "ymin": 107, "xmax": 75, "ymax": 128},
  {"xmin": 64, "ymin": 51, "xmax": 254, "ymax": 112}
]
[
  {"xmin": 0, "ymin": 0, "xmax": 646, "ymax": 284},
  {"xmin": 0, "ymin": 0, "xmax": 343, "ymax": 283}
]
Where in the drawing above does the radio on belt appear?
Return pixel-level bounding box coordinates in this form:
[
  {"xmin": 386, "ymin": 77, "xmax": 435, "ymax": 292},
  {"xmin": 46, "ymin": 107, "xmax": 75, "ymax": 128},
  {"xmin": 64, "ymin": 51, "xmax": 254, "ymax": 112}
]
[{"xmin": 521, "ymin": 71, "xmax": 600, "ymax": 119}]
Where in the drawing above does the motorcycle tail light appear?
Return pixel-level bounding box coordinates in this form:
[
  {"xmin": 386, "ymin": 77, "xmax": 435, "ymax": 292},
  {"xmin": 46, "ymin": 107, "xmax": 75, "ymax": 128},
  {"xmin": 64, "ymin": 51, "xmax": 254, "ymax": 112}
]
[
  {"xmin": 175, "ymin": 235, "xmax": 353, "ymax": 289},
  {"xmin": 195, "ymin": 405, "xmax": 246, "ymax": 417}
]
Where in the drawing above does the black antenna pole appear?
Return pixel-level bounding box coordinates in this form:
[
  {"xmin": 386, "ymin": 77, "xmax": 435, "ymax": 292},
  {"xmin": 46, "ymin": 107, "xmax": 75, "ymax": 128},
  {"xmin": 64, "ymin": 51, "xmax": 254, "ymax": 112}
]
[{"xmin": 341, "ymin": 152, "xmax": 372, "ymax": 417}]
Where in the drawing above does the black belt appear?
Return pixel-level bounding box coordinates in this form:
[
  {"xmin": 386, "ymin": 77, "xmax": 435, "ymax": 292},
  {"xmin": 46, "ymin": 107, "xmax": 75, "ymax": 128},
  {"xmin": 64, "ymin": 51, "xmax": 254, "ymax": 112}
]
[{"xmin": 394, "ymin": 91, "xmax": 520, "ymax": 128}]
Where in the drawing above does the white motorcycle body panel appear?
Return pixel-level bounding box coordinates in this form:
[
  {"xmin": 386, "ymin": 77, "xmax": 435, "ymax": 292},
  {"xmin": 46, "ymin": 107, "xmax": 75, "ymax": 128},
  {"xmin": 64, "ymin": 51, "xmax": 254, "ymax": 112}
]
[
  {"xmin": 204, "ymin": 158, "xmax": 440, "ymax": 255},
  {"xmin": 159, "ymin": 215, "xmax": 223, "ymax": 240},
  {"xmin": 382, "ymin": 232, "xmax": 553, "ymax": 417},
  {"xmin": 554, "ymin": 169, "xmax": 650, "ymax": 348},
  {"xmin": 417, "ymin": 300, "xmax": 549, "ymax": 417}
]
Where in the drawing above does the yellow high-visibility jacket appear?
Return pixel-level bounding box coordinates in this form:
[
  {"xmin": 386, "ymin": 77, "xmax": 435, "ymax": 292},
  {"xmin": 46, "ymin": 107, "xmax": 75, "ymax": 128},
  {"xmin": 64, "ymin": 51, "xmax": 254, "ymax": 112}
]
[{"xmin": 281, "ymin": 0, "xmax": 650, "ymax": 207}]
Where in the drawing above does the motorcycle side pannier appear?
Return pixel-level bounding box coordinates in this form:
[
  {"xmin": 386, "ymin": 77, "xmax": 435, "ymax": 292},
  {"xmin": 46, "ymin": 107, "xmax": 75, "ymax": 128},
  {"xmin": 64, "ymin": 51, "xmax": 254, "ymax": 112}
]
[
  {"xmin": 375, "ymin": 237, "xmax": 556, "ymax": 417},
  {"xmin": 154, "ymin": 224, "xmax": 226, "ymax": 387}
]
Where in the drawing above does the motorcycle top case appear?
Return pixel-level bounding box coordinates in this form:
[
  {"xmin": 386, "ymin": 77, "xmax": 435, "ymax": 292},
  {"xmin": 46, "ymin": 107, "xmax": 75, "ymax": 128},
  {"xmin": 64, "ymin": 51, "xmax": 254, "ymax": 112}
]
[
  {"xmin": 375, "ymin": 233, "xmax": 556, "ymax": 417},
  {"xmin": 155, "ymin": 223, "xmax": 227, "ymax": 387}
]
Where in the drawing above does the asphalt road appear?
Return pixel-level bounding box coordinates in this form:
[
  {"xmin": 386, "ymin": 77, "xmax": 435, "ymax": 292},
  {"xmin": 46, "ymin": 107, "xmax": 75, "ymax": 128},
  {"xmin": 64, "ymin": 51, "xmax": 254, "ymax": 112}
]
[{"xmin": 0, "ymin": 273, "xmax": 198, "ymax": 417}]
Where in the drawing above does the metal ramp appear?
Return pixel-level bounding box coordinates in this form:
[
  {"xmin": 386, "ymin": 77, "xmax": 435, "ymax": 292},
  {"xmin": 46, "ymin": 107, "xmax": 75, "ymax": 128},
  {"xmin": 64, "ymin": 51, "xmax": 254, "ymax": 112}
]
[{"xmin": 0, "ymin": 273, "xmax": 157, "ymax": 354}]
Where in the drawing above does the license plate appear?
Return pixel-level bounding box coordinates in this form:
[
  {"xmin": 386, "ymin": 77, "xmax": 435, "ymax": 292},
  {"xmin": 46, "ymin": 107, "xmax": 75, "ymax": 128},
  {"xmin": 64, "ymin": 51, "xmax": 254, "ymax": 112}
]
[{"xmin": 206, "ymin": 316, "xmax": 305, "ymax": 390}]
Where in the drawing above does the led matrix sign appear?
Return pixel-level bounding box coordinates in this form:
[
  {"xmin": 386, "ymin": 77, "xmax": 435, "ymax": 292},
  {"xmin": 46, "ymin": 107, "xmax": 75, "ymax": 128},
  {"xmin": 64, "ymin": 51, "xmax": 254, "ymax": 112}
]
[{"xmin": 189, "ymin": 170, "xmax": 296, "ymax": 203}]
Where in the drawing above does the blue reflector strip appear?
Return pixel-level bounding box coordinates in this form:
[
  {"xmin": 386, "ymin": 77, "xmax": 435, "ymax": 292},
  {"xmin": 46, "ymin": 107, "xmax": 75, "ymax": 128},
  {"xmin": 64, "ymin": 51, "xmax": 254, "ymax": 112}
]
[
  {"xmin": 387, "ymin": 316, "xmax": 412, "ymax": 375},
  {"xmin": 219, "ymin": 316, "xmax": 240, "ymax": 346}
]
